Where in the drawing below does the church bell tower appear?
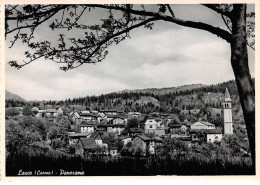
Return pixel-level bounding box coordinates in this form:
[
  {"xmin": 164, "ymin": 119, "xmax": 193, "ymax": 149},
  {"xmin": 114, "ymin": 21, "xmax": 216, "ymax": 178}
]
[{"xmin": 223, "ymin": 88, "xmax": 233, "ymax": 134}]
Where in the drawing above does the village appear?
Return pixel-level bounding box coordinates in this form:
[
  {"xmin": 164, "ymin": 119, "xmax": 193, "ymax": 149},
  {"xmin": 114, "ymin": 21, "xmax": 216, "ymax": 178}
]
[{"xmin": 9, "ymin": 88, "xmax": 233, "ymax": 157}]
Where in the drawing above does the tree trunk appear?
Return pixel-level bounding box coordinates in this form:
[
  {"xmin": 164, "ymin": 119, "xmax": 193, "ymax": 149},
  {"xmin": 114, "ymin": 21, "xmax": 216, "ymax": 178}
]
[{"xmin": 230, "ymin": 4, "xmax": 255, "ymax": 171}]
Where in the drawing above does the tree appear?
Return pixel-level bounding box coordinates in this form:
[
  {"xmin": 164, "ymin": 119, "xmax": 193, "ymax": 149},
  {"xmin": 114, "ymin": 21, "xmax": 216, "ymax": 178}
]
[
  {"xmin": 22, "ymin": 104, "xmax": 33, "ymax": 116},
  {"xmin": 126, "ymin": 117, "xmax": 140, "ymax": 129},
  {"xmin": 5, "ymin": 107, "xmax": 19, "ymax": 117},
  {"xmin": 5, "ymin": 4, "xmax": 255, "ymax": 166}
]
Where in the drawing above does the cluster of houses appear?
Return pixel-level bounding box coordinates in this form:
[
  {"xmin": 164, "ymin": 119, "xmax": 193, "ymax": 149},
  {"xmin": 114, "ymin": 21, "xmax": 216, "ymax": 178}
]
[{"xmin": 26, "ymin": 88, "xmax": 233, "ymax": 156}]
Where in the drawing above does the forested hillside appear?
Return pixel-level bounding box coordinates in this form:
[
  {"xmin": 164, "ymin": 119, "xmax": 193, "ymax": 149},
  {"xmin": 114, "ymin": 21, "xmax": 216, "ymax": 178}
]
[{"xmin": 6, "ymin": 79, "xmax": 255, "ymax": 125}]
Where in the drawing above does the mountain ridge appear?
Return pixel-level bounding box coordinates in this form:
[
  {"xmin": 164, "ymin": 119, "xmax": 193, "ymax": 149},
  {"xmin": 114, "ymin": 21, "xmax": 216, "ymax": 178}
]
[
  {"xmin": 117, "ymin": 83, "xmax": 206, "ymax": 95},
  {"xmin": 5, "ymin": 90, "xmax": 25, "ymax": 101}
]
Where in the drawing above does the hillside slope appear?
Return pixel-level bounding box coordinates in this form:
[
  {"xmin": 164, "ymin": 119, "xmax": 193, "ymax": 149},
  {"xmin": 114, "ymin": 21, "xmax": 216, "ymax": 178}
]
[
  {"xmin": 119, "ymin": 84, "xmax": 206, "ymax": 95},
  {"xmin": 5, "ymin": 90, "xmax": 25, "ymax": 101}
]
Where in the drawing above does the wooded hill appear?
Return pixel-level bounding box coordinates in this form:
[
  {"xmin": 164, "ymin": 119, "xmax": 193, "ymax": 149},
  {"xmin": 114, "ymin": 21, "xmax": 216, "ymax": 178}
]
[{"xmin": 6, "ymin": 79, "xmax": 255, "ymax": 126}]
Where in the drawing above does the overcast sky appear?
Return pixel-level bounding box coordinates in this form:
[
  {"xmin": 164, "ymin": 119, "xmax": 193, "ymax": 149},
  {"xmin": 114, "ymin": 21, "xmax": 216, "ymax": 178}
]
[{"xmin": 5, "ymin": 4, "xmax": 255, "ymax": 101}]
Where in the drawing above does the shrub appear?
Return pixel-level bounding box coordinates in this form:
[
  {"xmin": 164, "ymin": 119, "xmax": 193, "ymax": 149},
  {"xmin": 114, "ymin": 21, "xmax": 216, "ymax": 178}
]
[{"xmin": 5, "ymin": 107, "xmax": 19, "ymax": 117}]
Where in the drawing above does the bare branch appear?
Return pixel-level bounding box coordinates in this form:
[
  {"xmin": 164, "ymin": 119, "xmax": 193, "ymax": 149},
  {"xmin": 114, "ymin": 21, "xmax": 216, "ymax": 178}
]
[
  {"xmin": 166, "ymin": 4, "xmax": 175, "ymax": 18},
  {"xmin": 202, "ymin": 4, "xmax": 231, "ymax": 18}
]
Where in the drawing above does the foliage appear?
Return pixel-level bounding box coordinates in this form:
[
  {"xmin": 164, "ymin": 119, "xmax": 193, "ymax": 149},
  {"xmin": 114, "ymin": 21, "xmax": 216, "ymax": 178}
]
[
  {"xmin": 22, "ymin": 104, "xmax": 33, "ymax": 116},
  {"xmin": 6, "ymin": 152, "xmax": 254, "ymax": 176},
  {"xmin": 126, "ymin": 118, "xmax": 140, "ymax": 129},
  {"xmin": 5, "ymin": 107, "xmax": 19, "ymax": 117}
]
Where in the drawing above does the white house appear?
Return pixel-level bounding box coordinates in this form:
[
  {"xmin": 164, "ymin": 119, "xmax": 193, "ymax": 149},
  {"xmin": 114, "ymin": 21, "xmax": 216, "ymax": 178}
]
[
  {"xmin": 112, "ymin": 118, "xmax": 125, "ymax": 125},
  {"xmin": 144, "ymin": 118, "xmax": 157, "ymax": 134},
  {"xmin": 80, "ymin": 124, "xmax": 96, "ymax": 133},
  {"xmin": 57, "ymin": 107, "xmax": 63, "ymax": 115}
]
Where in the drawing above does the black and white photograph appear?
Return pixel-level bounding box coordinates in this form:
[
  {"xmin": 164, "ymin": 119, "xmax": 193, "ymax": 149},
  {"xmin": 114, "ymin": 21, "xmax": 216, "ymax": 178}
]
[{"xmin": 4, "ymin": 3, "xmax": 256, "ymax": 176}]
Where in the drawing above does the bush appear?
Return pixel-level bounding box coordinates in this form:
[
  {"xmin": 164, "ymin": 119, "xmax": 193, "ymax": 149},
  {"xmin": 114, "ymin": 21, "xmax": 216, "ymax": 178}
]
[{"xmin": 5, "ymin": 107, "xmax": 19, "ymax": 117}]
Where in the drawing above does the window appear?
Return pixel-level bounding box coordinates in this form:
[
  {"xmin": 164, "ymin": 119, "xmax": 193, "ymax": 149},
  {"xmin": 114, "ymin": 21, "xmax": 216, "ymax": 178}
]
[
  {"xmin": 150, "ymin": 125, "xmax": 153, "ymax": 128},
  {"xmin": 209, "ymin": 139, "xmax": 211, "ymax": 142},
  {"xmin": 215, "ymin": 136, "xmax": 218, "ymax": 139}
]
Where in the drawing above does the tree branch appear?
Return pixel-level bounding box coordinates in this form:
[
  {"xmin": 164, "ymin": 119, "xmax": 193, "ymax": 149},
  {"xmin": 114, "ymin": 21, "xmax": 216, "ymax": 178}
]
[
  {"xmin": 85, "ymin": 4, "xmax": 232, "ymax": 43},
  {"xmin": 202, "ymin": 4, "xmax": 231, "ymax": 18}
]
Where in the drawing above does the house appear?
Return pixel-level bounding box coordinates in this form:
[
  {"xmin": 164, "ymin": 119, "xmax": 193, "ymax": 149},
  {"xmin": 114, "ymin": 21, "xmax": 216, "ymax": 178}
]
[
  {"xmin": 100, "ymin": 109, "xmax": 118, "ymax": 116},
  {"xmin": 180, "ymin": 124, "xmax": 189, "ymax": 133},
  {"xmin": 70, "ymin": 112, "xmax": 80, "ymax": 122},
  {"xmin": 109, "ymin": 146, "xmax": 119, "ymax": 157},
  {"xmin": 79, "ymin": 113, "xmax": 101, "ymax": 122},
  {"xmin": 75, "ymin": 138, "xmax": 98, "ymax": 156},
  {"xmin": 61, "ymin": 107, "xmax": 70, "ymax": 115},
  {"xmin": 154, "ymin": 128, "xmax": 166, "ymax": 137},
  {"xmin": 57, "ymin": 107, "xmax": 63, "ymax": 115},
  {"xmin": 144, "ymin": 118, "xmax": 157, "ymax": 134},
  {"xmin": 46, "ymin": 109, "xmax": 57, "ymax": 117},
  {"xmin": 89, "ymin": 132, "xmax": 108, "ymax": 149},
  {"xmin": 80, "ymin": 124, "xmax": 96, "ymax": 133},
  {"xmin": 35, "ymin": 110, "xmax": 46, "ymax": 118},
  {"xmin": 31, "ymin": 107, "xmax": 39, "ymax": 114},
  {"xmin": 190, "ymin": 129, "xmax": 222, "ymax": 143},
  {"xmin": 112, "ymin": 117, "xmax": 125, "ymax": 125},
  {"xmin": 96, "ymin": 124, "xmax": 125, "ymax": 135},
  {"xmin": 190, "ymin": 121, "xmax": 215, "ymax": 130},
  {"xmin": 68, "ymin": 133, "xmax": 92, "ymax": 145},
  {"xmin": 118, "ymin": 135, "xmax": 132, "ymax": 145},
  {"xmin": 204, "ymin": 129, "xmax": 222, "ymax": 143},
  {"xmin": 132, "ymin": 134, "xmax": 162, "ymax": 155},
  {"xmin": 129, "ymin": 127, "xmax": 143, "ymax": 136},
  {"xmin": 128, "ymin": 112, "xmax": 142, "ymax": 118}
]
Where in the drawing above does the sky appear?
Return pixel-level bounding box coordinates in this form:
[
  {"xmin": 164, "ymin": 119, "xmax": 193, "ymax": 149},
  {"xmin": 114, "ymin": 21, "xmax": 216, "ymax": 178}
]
[{"xmin": 5, "ymin": 4, "xmax": 255, "ymax": 101}]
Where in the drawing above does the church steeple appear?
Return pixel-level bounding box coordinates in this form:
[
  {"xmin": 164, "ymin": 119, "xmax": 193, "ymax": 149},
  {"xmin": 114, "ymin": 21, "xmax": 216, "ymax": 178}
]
[
  {"xmin": 223, "ymin": 88, "xmax": 233, "ymax": 134},
  {"xmin": 224, "ymin": 88, "xmax": 231, "ymax": 102}
]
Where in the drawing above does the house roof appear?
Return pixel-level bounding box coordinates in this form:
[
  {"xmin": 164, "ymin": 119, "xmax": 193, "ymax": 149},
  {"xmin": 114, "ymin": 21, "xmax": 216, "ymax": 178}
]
[
  {"xmin": 192, "ymin": 121, "xmax": 214, "ymax": 127},
  {"xmin": 97, "ymin": 124, "xmax": 125, "ymax": 127},
  {"xmin": 190, "ymin": 129, "xmax": 222, "ymax": 134},
  {"xmin": 118, "ymin": 135, "xmax": 131, "ymax": 140},
  {"xmin": 89, "ymin": 132, "xmax": 104, "ymax": 141},
  {"xmin": 135, "ymin": 134, "xmax": 155, "ymax": 141},
  {"xmin": 31, "ymin": 107, "xmax": 39, "ymax": 111},
  {"xmin": 46, "ymin": 109, "xmax": 57, "ymax": 113},
  {"xmin": 129, "ymin": 128, "xmax": 143, "ymax": 133},
  {"xmin": 80, "ymin": 113, "xmax": 101, "ymax": 117},
  {"xmin": 154, "ymin": 129, "xmax": 166, "ymax": 136},
  {"xmin": 60, "ymin": 107, "xmax": 70, "ymax": 113},
  {"xmin": 78, "ymin": 138, "xmax": 97, "ymax": 149},
  {"xmin": 153, "ymin": 136, "xmax": 163, "ymax": 142},
  {"xmin": 169, "ymin": 124, "xmax": 183, "ymax": 128},
  {"xmin": 69, "ymin": 133, "xmax": 91, "ymax": 138}
]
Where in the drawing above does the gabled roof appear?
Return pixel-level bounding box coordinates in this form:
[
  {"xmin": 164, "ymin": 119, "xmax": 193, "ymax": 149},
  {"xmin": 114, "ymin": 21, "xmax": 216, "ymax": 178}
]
[
  {"xmin": 69, "ymin": 133, "xmax": 91, "ymax": 138},
  {"xmin": 192, "ymin": 121, "xmax": 214, "ymax": 127},
  {"xmin": 80, "ymin": 113, "xmax": 101, "ymax": 117},
  {"xmin": 80, "ymin": 124, "xmax": 97, "ymax": 127},
  {"xmin": 90, "ymin": 132, "xmax": 104, "ymax": 141},
  {"xmin": 135, "ymin": 134, "xmax": 155, "ymax": 141},
  {"xmin": 78, "ymin": 138, "xmax": 97, "ymax": 149},
  {"xmin": 61, "ymin": 107, "xmax": 70, "ymax": 113},
  {"xmin": 129, "ymin": 128, "xmax": 143, "ymax": 133},
  {"xmin": 46, "ymin": 109, "xmax": 57, "ymax": 113},
  {"xmin": 31, "ymin": 107, "xmax": 39, "ymax": 111}
]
